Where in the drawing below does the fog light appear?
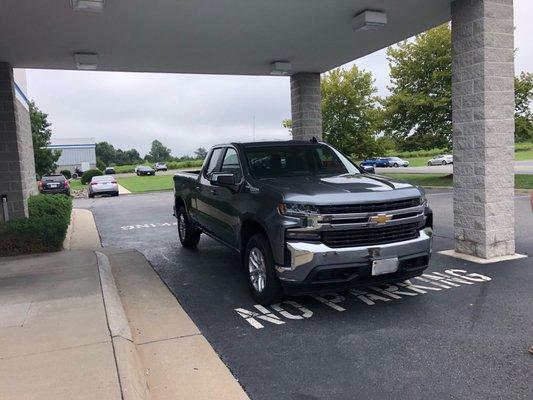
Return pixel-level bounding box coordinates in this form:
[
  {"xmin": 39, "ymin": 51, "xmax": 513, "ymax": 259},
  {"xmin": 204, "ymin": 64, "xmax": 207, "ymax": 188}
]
[{"xmin": 423, "ymin": 227, "xmax": 434, "ymax": 237}]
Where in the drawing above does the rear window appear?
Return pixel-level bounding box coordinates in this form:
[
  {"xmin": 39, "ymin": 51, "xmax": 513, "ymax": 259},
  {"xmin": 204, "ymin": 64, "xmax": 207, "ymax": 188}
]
[{"xmin": 42, "ymin": 175, "xmax": 65, "ymax": 182}]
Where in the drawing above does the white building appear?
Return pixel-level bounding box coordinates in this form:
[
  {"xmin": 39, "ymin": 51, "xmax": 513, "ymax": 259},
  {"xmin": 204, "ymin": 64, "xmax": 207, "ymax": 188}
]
[{"xmin": 47, "ymin": 137, "xmax": 97, "ymax": 173}]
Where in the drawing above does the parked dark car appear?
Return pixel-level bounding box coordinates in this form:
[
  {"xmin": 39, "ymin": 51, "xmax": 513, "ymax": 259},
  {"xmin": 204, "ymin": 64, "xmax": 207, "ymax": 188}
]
[
  {"xmin": 104, "ymin": 167, "xmax": 116, "ymax": 175},
  {"xmin": 360, "ymin": 157, "xmax": 391, "ymax": 168},
  {"xmin": 38, "ymin": 174, "xmax": 70, "ymax": 196},
  {"xmin": 136, "ymin": 166, "xmax": 155, "ymax": 176},
  {"xmin": 173, "ymin": 140, "xmax": 433, "ymax": 305}
]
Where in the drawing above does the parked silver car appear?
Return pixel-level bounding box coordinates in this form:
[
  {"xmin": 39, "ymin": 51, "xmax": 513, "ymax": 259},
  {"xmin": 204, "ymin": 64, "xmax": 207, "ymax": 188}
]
[
  {"xmin": 154, "ymin": 162, "xmax": 167, "ymax": 171},
  {"xmin": 88, "ymin": 175, "xmax": 119, "ymax": 198},
  {"xmin": 427, "ymin": 154, "xmax": 453, "ymax": 166}
]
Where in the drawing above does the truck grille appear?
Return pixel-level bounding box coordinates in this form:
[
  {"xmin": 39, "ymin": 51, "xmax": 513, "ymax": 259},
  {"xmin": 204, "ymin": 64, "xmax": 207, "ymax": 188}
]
[
  {"xmin": 321, "ymin": 198, "xmax": 421, "ymax": 214},
  {"xmin": 322, "ymin": 222, "xmax": 420, "ymax": 248}
]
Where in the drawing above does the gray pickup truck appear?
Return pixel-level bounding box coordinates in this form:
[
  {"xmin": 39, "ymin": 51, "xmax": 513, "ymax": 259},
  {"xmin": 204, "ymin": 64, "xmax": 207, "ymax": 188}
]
[{"xmin": 173, "ymin": 140, "xmax": 433, "ymax": 305}]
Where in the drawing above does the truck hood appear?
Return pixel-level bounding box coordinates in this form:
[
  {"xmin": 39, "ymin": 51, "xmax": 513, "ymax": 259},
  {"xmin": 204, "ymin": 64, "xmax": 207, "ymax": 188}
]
[{"xmin": 257, "ymin": 173, "xmax": 422, "ymax": 205}]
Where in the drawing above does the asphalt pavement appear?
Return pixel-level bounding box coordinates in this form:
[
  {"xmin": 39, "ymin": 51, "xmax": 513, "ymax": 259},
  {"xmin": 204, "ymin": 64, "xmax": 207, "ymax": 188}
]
[
  {"xmin": 74, "ymin": 190, "xmax": 533, "ymax": 400},
  {"xmin": 377, "ymin": 160, "xmax": 533, "ymax": 175}
]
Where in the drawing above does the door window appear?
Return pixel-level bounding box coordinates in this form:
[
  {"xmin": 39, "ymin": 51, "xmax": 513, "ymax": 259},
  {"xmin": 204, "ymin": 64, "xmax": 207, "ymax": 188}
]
[
  {"xmin": 205, "ymin": 148, "xmax": 224, "ymax": 178},
  {"xmin": 220, "ymin": 148, "xmax": 242, "ymax": 182}
]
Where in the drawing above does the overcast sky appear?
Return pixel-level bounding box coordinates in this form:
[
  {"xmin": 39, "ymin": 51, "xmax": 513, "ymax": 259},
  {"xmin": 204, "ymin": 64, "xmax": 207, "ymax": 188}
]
[{"xmin": 25, "ymin": 0, "xmax": 532, "ymax": 158}]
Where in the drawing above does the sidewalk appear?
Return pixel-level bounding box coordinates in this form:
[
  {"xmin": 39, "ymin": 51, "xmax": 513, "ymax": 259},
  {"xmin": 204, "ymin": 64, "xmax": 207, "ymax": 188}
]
[
  {"xmin": 0, "ymin": 250, "xmax": 121, "ymax": 400},
  {"xmin": 0, "ymin": 209, "xmax": 249, "ymax": 400}
]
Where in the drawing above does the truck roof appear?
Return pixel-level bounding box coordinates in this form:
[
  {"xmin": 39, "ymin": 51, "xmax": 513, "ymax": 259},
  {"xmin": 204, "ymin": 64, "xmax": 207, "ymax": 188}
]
[{"xmin": 213, "ymin": 140, "xmax": 324, "ymax": 148}]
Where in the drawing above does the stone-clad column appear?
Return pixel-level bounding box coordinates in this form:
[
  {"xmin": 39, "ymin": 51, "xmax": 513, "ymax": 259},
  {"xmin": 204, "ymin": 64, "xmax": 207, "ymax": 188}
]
[
  {"xmin": 451, "ymin": 0, "xmax": 515, "ymax": 258},
  {"xmin": 290, "ymin": 72, "xmax": 322, "ymax": 140},
  {"xmin": 0, "ymin": 62, "xmax": 37, "ymax": 221}
]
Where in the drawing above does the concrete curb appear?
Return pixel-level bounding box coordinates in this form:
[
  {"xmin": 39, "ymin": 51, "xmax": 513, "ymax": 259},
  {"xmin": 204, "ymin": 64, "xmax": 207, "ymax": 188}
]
[
  {"xmin": 62, "ymin": 211, "xmax": 74, "ymax": 250},
  {"xmin": 96, "ymin": 251, "xmax": 151, "ymax": 400}
]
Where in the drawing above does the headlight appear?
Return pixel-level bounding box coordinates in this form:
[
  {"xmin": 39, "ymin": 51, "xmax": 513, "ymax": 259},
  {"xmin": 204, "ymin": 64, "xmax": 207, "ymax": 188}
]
[{"xmin": 278, "ymin": 203, "xmax": 320, "ymax": 216}]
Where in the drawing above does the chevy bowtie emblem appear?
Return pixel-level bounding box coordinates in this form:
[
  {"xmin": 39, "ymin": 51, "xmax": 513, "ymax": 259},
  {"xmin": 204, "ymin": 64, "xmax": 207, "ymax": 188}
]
[{"xmin": 369, "ymin": 213, "xmax": 392, "ymax": 225}]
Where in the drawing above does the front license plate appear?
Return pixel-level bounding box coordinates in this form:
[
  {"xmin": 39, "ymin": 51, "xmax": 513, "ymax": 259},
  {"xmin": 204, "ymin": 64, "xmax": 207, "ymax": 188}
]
[{"xmin": 372, "ymin": 258, "xmax": 399, "ymax": 276}]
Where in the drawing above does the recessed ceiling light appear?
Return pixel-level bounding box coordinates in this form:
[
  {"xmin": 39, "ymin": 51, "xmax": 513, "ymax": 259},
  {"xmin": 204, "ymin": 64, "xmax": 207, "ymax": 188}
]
[
  {"xmin": 71, "ymin": 0, "xmax": 105, "ymax": 13},
  {"xmin": 270, "ymin": 61, "xmax": 292, "ymax": 76},
  {"xmin": 74, "ymin": 53, "xmax": 99, "ymax": 70},
  {"xmin": 353, "ymin": 10, "xmax": 387, "ymax": 32}
]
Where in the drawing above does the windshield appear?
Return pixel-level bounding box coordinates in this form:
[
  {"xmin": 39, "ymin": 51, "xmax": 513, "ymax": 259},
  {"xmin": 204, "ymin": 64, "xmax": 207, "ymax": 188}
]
[{"xmin": 244, "ymin": 144, "xmax": 360, "ymax": 178}]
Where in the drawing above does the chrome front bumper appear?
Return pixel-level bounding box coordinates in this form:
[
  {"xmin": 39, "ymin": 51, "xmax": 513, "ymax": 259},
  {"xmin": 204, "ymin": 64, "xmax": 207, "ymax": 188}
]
[{"xmin": 277, "ymin": 229, "xmax": 433, "ymax": 283}]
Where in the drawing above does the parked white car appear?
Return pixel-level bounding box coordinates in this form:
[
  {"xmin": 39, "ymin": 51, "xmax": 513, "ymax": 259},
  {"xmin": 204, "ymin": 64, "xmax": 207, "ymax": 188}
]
[
  {"xmin": 88, "ymin": 175, "xmax": 119, "ymax": 198},
  {"xmin": 427, "ymin": 154, "xmax": 453, "ymax": 166}
]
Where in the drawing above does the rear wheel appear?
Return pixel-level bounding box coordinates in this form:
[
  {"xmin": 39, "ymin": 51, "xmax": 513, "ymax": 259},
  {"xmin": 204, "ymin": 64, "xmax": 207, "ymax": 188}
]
[
  {"xmin": 442, "ymin": 160, "xmax": 446, "ymax": 165},
  {"xmin": 244, "ymin": 234, "xmax": 283, "ymax": 305},
  {"xmin": 393, "ymin": 163, "xmax": 399, "ymax": 167},
  {"xmin": 427, "ymin": 162, "xmax": 432, "ymax": 166},
  {"xmin": 88, "ymin": 193, "xmax": 94, "ymax": 198},
  {"xmin": 177, "ymin": 206, "xmax": 201, "ymax": 248}
]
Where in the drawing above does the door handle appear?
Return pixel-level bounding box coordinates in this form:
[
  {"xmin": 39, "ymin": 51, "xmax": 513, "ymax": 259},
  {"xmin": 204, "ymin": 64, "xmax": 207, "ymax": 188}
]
[{"xmin": 210, "ymin": 189, "xmax": 218, "ymax": 195}]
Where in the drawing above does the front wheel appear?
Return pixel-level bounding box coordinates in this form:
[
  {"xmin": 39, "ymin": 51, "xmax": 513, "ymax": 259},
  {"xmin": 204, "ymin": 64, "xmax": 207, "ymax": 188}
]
[
  {"xmin": 393, "ymin": 163, "xmax": 399, "ymax": 168},
  {"xmin": 442, "ymin": 160, "xmax": 447, "ymax": 165},
  {"xmin": 177, "ymin": 206, "xmax": 201, "ymax": 248},
  {"xmin": 427, "ymin": 162, "xmax": 432, "ymax": 166},
  {"xmin": 244, "ymin": 234, "xmax": 283, "ymax": 305}
]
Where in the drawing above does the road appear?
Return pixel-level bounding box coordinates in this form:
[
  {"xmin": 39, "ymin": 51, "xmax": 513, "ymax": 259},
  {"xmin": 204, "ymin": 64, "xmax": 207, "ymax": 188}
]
[
  {"xmin": 377, "ymin": 160, "xmax": 533, "ymax": 174},
  {"xmin": 74, "ymin": 191, "xmax": 533, "ymax": 400},
  {"xmin": 113, "ymin": 167, "xmax": 200, "ymax": 178}
]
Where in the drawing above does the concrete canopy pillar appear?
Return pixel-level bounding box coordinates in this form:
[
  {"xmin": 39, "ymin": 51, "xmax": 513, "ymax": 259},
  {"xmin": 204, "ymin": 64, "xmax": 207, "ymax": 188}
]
[
  {"xmin": 290, "ymin": 72, "xmax": 322, "ymax": 140},
  {"xmin": 0, "ymin": 62, "xmax": 37, "ymax": 221},
  {"xmin": 451, "ymin": 0, "xmax": 515, "ymax": 258}
]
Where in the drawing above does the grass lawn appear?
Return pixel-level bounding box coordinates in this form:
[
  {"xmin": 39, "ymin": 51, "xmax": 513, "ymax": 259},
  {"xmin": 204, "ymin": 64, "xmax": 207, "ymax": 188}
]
[
  {"xmin": 515, "ymin": 150, "xmax": 533, "ymax": 161},
  {"xmin": 382, "ymin": 173, "xmax": 533, "ymax": 190},
  {"xmin": 404, "ymin": 157, "xmax": 431, "ymax": 167},
  {"xmin": 116, "ymin": 175, "xmax": 174, "ymax": 192},
  {"xmin": 68, "ymin": 179, "xmax": 85, "ymax": 191}
]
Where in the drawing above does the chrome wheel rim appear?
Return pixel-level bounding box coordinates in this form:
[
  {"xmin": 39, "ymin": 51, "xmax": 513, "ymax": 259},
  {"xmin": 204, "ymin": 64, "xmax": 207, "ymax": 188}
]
[
  {"xmin": 248, "ymin": 247, "xmax": 267, "ymax": 293},
  {"xmin": 178, "ymin": 213, "xmax": 186, "ymax": 239}
]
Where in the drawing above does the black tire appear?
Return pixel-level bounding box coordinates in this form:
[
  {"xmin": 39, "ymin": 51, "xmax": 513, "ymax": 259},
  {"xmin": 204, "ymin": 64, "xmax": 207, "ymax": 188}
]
[
  {"xmin": 393, "ymin": 163, "xmax": 398, "ymax": 168},
  {"xmin": 244, "ymin": 233, "xmax": 284, "ymax": 305},
  {"xmin": 427, "ymin": 162, "xmax": 432, "ymax": 166},
  {"xmin": 442, "ymin": 160, "xmax": 446, "ymax": 165},
  {"xmin": 88, "ymin": 193, "xmax": 94, "ymax": 198},
  {"xmin": 177, "ymin": 206, "xmax": 201, "ymax": 248}
]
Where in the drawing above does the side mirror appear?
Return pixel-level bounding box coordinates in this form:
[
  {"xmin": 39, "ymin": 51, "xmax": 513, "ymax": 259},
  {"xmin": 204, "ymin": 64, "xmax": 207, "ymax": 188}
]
[{"xmin": 211, "ymin": 173, "xmax": 235, "ymax": 186}]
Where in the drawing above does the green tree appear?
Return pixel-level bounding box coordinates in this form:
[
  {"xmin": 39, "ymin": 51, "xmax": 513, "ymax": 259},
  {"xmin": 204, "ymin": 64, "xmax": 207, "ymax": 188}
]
[
  {"xmin": 148, "ymin": 140, "xmax": 172, "ymax": 162},
  {"xmin": 29, "ymin": 102, "xmax": 61, "ymax": 176},
  {"xmin": 194, "ymin": 147, "xmax": 208, "ymax": 159},
  {"xmin": 382, "ymin": 24, "xmax": 452, "ymax": 151},
  {"xmin": 282, "ymin": 119, "xmax": 293, "ymax": 137},
  {"xmin": 515, "ymin": 72, "xmax": 533, "ymax": 142},
  {"xmin": 124, "ymin": 149, "xmax": 142, "ymax": 164},
  {"xmin": 95, "ymin": 141, "xmax": 116, "ymax": 166},
  {"xmin": 321, "ymin": 66, "xmax": 382, "ymax": 159}
]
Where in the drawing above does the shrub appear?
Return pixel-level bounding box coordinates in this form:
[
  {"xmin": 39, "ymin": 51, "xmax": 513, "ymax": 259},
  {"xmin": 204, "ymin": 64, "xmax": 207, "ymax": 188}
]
[
  {"xmin": 81, "ymin": 169, "xmax": 103, "ymax": 185},
  {"xmin": 28, "ymin": 194, "xmax": 72, "ymax": 225},
  {"xmin": 0, "ymin": 195, "xmax": 73, "ymax": 256},
  {"xmin": 60, "ymin": 169, "xmax": 72, "ymax": 179},
  {"xmin": 166, "ymin": 160, "xmax": 204, "ymax": 170},
  {"xmin": 96, "ymin": 158, "xmax": 106, "ymax": 171}
]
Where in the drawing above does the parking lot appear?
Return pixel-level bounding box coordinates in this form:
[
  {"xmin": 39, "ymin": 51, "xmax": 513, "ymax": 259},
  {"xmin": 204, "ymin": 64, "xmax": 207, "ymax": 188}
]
[{"xmin": 74, "ymin": 190, "xmax": 533, "ymax": 400}]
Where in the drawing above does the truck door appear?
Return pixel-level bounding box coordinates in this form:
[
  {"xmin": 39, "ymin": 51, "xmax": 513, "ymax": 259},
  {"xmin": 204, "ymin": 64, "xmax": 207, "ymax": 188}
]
[
  {"xmin": 202, "ymin": 147, "xmax": 243, "ymax": 247},
  {"xmin": 193, "ymin": 147, "xmax": 224, "ymax": 232}
]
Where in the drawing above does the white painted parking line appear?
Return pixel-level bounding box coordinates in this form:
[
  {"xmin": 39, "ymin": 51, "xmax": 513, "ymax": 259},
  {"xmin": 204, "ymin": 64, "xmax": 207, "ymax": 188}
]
[
  {"xmin": 120, "ymin": 222, "xmax": 177, "ymax": 230},
  {"xmin": 235, "ymin": 269, "xmax": 492, "ymax": 329}
]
